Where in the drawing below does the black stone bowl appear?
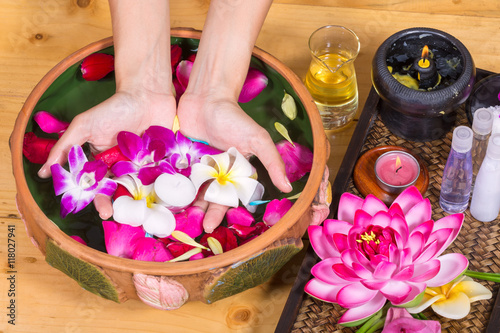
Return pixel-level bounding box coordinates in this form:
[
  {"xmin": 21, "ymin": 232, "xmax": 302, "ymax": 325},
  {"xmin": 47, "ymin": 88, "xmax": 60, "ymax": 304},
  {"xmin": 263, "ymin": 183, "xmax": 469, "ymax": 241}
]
[
  {"xmin": 372, "ymin": 27, "xmax": 476, "ymax": 141},
  {"xmin": 465, "ymin": 73, "xmax": 500, "ymax": 125}
]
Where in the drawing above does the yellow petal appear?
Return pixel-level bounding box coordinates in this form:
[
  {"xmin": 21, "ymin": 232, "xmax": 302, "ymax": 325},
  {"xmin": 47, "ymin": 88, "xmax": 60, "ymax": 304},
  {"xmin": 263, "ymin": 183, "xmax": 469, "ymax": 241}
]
[
  {"xmin": 406, "ymin": 293, "xmax": 445, "ymax": 314},
  {"xmin": 432, "ymin": 291, "xmax": 471, "ymax": 319},
  {"xmin": 274, "ymin": 122, "xmax": 295, "ymax": 147},
  {"xmin": 171, "ymin": 230, "xmax": 208, "ymax": 250},
  {"xmin": 207, "ymin": 237, "xmax": 223, "ymax": 255},
  {"xmin": 451, "ymin": 280, "xmax": 492, "ymax": 302},
  {"xmin": 172, "ymin": 115, "xmax": 180, "ymax": 133},
  {"xmin": 281, "ymin": 91, "xmax": 297, "ymax": 120},
  {"xmin": 169, "ymin": 247, "xmax": 202, "ymax": 262},
  {"xmin": 286, "ymin": 192, "xmax": 302, "ymax": 200}
]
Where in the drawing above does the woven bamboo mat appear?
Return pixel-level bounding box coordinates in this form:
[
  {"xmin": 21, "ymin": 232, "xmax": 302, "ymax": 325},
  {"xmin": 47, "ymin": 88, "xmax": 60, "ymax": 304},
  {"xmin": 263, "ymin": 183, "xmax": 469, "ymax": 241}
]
[{"xmin": 291, "ymin": 107, "xmax": 500, "ymax": 333}]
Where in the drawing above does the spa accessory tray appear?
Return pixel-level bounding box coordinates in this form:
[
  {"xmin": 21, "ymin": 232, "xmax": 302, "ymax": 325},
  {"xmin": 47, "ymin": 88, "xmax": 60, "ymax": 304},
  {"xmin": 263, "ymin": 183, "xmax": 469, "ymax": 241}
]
[{"xmin": 276, "ymin": 68, "xmax": 500, "ymax": 333}]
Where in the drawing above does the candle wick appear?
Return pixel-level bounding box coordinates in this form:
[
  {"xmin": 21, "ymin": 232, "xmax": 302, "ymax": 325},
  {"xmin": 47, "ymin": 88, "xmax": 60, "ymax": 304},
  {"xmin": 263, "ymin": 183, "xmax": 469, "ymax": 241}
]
[{"xmin": 395, "ymin": 166, "xmax": 403, "ymax": 173}]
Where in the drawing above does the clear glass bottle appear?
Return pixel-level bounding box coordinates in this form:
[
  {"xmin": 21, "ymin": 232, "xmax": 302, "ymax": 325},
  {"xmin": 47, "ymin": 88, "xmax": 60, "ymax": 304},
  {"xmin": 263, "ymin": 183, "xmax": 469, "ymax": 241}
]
[
  {"xmin": 472, "ymin": 108, "xmax": 493, "ymax": 176},
  {"xmin": 470, "ymin": 133, "xmax": 500, "ymax": 222},
  {"xmin": 439, "ymin": 126, "xmax": 473, "ymax": 213}
]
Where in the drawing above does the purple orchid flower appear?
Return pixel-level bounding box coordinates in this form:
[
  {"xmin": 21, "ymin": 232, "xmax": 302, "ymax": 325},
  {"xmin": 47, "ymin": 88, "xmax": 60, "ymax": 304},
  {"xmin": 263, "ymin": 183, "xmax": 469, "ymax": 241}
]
[
  {"xmin": 382, "ymin": 308, "xmax": 440, "ymax": 333},
  {"xmin": 111, "ymin": 127, "xmax": 176, "ymax": 185},
  {"xmin": 51, "ymin": 145, "xmax": 117, "ymax": 218},
  {"xmin": 168, "ymin": 130, "xmax": 223, "ymax": 177}
]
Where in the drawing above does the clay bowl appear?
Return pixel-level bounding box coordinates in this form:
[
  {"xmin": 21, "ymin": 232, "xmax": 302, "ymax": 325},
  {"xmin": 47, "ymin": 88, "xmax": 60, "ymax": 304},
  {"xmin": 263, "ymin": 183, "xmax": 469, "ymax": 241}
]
[{"xmin": 11, "ymin": 28, "xmax": 328, "ymax": 309}]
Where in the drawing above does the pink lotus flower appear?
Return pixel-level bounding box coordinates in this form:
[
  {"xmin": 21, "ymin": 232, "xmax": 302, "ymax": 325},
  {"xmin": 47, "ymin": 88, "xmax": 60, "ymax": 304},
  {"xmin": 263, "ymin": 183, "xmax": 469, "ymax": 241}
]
[
  {"xmin": 276, "ymin": 140, "xmax": 313, "ymax": 182},
  {"xmin": 382, "ymin": 308, "xmax": 440, "ymax": 333},
  {"xmin": 305, "ymin": 186, "xmax": 468, "ymax": 326},
  {"xmin": 80, "ymin": 53, "xmax": 114, "ymax": 81},
  {"xmin": 33, "ymin": 111, "xmax": 69, "ymax": 134},
  {"xmin": 238, "ymin": 68, "xmax": 268, "ymax": 103}
]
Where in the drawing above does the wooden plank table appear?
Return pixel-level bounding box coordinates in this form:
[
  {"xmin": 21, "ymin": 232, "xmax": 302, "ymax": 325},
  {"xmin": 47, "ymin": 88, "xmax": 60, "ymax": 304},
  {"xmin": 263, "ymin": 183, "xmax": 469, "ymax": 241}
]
[{"xmin": 2, "ymin": 1, "xmax": 500, "ymax": 332}]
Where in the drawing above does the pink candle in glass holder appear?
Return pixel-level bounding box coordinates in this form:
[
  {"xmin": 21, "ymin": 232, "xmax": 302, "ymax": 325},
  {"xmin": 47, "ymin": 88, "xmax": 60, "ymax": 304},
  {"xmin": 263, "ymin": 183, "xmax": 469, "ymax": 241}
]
[{"xmin": 375, "ymin": 151, "xmax": 420, "ymax": 194}]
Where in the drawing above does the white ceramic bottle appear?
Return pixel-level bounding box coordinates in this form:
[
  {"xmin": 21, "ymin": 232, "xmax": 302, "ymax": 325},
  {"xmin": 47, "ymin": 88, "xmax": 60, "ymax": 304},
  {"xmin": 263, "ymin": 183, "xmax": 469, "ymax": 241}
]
[{"xmin": 470, "ymin": 133, "xmax": 500, "ymax": 222}]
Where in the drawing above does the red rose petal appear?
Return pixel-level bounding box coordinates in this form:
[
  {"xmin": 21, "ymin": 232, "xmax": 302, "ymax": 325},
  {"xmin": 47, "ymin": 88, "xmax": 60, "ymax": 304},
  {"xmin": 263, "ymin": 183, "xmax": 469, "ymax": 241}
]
[
  {"xmin": 22, "ymin": 132, "xmax": 57, "ymax": 164},
  {"xmin": 81, "ymin": 53, "xmax": 114, "ymax": 81}
]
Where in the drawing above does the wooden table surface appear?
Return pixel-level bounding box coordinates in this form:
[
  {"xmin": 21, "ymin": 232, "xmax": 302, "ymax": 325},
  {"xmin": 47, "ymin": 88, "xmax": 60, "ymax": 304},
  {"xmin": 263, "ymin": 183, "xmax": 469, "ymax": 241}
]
[{"xmin": 2, "ymin": 1, "xmax": 500, "ymax": 332}]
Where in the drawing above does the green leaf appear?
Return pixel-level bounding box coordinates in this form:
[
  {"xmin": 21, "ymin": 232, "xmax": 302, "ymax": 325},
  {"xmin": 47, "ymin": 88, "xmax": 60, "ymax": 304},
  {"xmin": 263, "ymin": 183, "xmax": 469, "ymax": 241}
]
[
  {"xmin": 45, "ymin": 239, "xmax": 123, "ymax": 302},
  {"xmin": 204, "ymin": 238, "xmax": 302, "ymax": 303}
]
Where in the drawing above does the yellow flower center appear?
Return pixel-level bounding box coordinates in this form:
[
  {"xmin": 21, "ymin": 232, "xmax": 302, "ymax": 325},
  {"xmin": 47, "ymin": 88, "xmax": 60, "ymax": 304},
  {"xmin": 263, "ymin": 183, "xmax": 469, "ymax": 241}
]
[{"xmin": 356, "ymin": 231, "xmax": 381, "ymax": 244}]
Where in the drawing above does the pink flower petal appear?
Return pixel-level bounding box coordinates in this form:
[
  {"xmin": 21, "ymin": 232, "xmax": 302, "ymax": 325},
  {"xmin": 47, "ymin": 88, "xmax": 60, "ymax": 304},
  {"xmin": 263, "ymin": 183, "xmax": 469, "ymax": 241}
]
[
  {"xmin": 70, "ymin": 235, "xmax": 87, "ymax": 245},
  {"xmin": 238, "ymin": 67, "xmax": 268, "ymax": 103},
  {"xmin": 404, "ymin": 198, "xmax": 432, "ymax": 232},
  {"xmin": 23, "ymin": 132, "xmax": 57, "ymax": 164},
  {"xmin": 68, "ymin": 145, "xmax": 87, "ymax": 173},
  {"xmin": 380, "ymin": 280, "xmax": 412, "ymax": 304},
  {"xmin": 311, "ymin": 257, "xmax": 348, "ymax": 285},
  {"xmin": 410, "ymin": 220, "xmax": 434, "ymax": 242},
  {"xmin": 308, "ymin": 225, "xmax": 340, "ymax": 260},
  {"xmin": 304, "ymin": 278, "xmax": 343, "ymax": 303},
  {"xmin": 410, "ymin": 260, "xmax": 440, "ymax": 283},
  {"xmin": 132, "ymin": 237, "xmax": 173, "ymax": 262},
  {"xmin": 172, "ymin": 206, "xmax": 204, "ymax": 239},
  {"xmin": 390, "ymin": 186, "xmax": 424, "ymax": 215},
  {"xmin": 338, "ymin": 292, "xmax": 387, "ymax": 325},
  {"xmin": 170, "ymin": 44, "xmax": 182, "ymax": 71},
  {"xmin": 338, "ymin": 192, "xmax": 364, "ymax": 223},
  {"xmin": 337, "ymin": 283, "xmax": 378, "ymax": 308},
  {"xmin": 324, "ymin": 219, "xmax": 353, "ymax": 237},
  {"xmin": 263, "ymin": 198, "xmax": 293, "ymax": 226},
  {"xmin": 275, "ymin": 141, "xmax": 313, "ymax": 183},
  {"xmin": 351, "ymin": 262, "xmax": 374, "ymax": 280},
  {"xmin": 392, "ymin": 265, "xmax": 414, "ymax": 281},
  {"xmin": 389, "ymin": 214, "xmax": 409, "ymax": 243},
  {"xmin": 425, "ymin": 253, "xmax": 469, "ymax": 287},
  {"xmin": 373, "ymin": 261, "xmax": 397, "ymax": 280},
  {"xmin": 353, "ymin": 209, "xmax": 373, "ymax": 228},
  {"xmin": 117, "ymin": 131, "xmax": 143, "ymax": 162},
  {"xmin": 176, "ymin": 60, "xmax": 193, "ymax": 90},
  {"xmin": 81, "ymin": 53, "xmax": 114, "ymax": 81},
  {"xmin": 226, "ymin": 206, "xmax": 255, "ymax": 227},
  {"xmin": 394, "ymin": 282, "xmax": 426, "ymax": 306},
  {"xmin": 433, "ymin": 213, "xmax": 464, "ymax": 245},
  {"xmin": 103, "ymin": 221, "xmax": 145, "ymax": 258},
  {"xmin": 370, "ymin": 211, "xmax": 392, "ymax": 228},
  {"xmin": 33, "ymin": 111, "xmax": 69, "ymax": 134},
  {"xmin": 333, "ymin": 263, "xmax": 362, "ymax": 282},
  {"xmin": 361, "ymin": 194, "xmax": 388, "ymax": 216}
]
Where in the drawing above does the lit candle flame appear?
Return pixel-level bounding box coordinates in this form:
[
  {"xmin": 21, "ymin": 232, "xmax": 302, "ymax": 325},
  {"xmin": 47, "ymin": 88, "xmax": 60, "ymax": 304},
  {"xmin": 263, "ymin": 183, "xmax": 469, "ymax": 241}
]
[
  {"xmin": 421, "ymin": 45, "xmax": 429, "ymax": 59},
  {"xmin": 418, "ymin": 45, "xmax": 430, "ymax": 69},
  {"xmin": 395, "ymin": 156, "xmax": 402, "ymax": 173}
]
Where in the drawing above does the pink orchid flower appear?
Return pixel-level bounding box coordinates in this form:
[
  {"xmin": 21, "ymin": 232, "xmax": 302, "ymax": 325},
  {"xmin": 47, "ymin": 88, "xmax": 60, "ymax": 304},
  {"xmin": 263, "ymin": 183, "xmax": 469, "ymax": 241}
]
[
  {"xmin": 382, "ymin": 308, "xmax": 440, "ymax": 333},
  {"xmin": 80, "ymin": 53, "xmax": 114, "ymax": 81},
  {"xmin": 263, "ymin": 198, "xmax": 293, "ymax": 226},
  {"xmin": 111, "ymin": 126, "xmax": 176, "ymax": 185},
  {"xmin": 51, "ymin": 145, "xmax": 117, "ymax": 218},
  {"xmin": 103, "ymin": 221, "xmax": 145, "ymax": 258},
  {"xmin": 276, "ymin": 140, "xmax": 313, "ymax": 183},
  {"xmin": 305, "ymin": 186, "xmax": 468, "ymax": 326},
  {"xmin": 33, "ymin": 111, "xmax": 69, "ymax": 134}
]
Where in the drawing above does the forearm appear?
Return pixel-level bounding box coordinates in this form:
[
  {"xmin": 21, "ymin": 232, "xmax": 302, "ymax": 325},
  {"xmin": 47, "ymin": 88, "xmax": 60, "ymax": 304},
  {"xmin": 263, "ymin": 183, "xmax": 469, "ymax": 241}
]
[
  {"xmin": 185, "ymin": 0, "xmax": 273, "ymax": 100},
  {"xmin": 109, "ymin": 0, "xmax": 172, "ymax": 94}
]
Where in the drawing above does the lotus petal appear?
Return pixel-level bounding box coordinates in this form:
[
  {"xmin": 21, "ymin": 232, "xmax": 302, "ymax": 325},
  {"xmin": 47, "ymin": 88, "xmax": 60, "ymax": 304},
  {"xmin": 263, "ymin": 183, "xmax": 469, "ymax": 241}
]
[
  {"xmin": 338, "ymin": 292, "xmax": 387, "ymax": 325},
  {"xmin": 424, "ymin": 253, "xmax": 468, "ymax": 287},
  {"xmin": 404, "ymin": 198, "xmax": 432, "ymax": 232},
  {"xmin": 304, "ymin": 278, "xmax": 343, "ymax": 303},
  {"xmin": 361, "ymin": 195, "xmax": 388, "ymax": 216},
  {"xmin": 309, "ymin": 225, "xmax": 342, "ymax": 259},
  {"xmin": 337, "ymin": 283, "xmax": 378, "ymax": 308},
  {"xmin": 33, "ymin": 111, "xmax": 69, "ymax": 134},
  {"xmin": 337, "ymin": 192, "xmax": 364, "ymax": 223},
  {"xmin": 311, "ymin": 257, "xmax": 347, "ymax": 284},
  {"xmin": 391, "ymin": 186, "xmax": 424, "ymax": 215},
  {"xmin": 238, "ymin": 67, "xmax": 268, "ymax": 103}
]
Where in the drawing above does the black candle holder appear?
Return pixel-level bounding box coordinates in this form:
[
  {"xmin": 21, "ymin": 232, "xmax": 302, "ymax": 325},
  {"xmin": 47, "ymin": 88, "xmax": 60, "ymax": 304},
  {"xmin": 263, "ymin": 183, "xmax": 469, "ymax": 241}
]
[{"xmin": 372, "ymin": 27, "xmax": 476, "ymax": 142}]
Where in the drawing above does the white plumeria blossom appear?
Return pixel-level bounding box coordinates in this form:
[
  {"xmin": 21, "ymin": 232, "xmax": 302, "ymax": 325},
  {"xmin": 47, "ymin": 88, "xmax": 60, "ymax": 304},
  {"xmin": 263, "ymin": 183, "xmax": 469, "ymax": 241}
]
[
  {"xmin": 189, "ymin": 147, "xmax": 264, "ymax": 208},
  {"xmin": 112, "ymin": 174, "xmax": 176, "ymax": 238}
]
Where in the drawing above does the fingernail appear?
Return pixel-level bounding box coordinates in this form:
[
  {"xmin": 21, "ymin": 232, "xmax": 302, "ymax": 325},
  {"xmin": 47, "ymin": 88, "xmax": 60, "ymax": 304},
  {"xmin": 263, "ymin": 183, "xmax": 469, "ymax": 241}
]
[
  {"xmin": 38, "ymin": 166, "xmax": 49, "ymax": 178},
  {"xmin": 204, "ymin": 226, "xmax": 214, "ymax": 234},
  {"xmin": 285, "ymin": 177, "xmax": 293, "ymax": 192}
]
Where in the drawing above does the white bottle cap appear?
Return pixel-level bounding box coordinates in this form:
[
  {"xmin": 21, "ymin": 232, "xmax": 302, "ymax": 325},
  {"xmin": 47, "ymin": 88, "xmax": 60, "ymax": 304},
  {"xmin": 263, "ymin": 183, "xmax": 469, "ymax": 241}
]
[
  {"xmin": 451, "ymin": 126, "xmax": 473, "ymax": 153},
  {"xmin": 473, "ymin": 108, "xmax": 494, "ymax": 135},
  {"xmin": 487, "ymin": 133, "xmax": 500, "ymax": 160}
]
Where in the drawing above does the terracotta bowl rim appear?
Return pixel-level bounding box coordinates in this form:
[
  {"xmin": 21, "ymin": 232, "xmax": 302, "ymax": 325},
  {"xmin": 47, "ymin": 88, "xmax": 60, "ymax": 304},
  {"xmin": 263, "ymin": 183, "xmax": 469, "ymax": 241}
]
[{"xmin": 11, "ymin": 28, "xmax": 327, "ymax": 275}]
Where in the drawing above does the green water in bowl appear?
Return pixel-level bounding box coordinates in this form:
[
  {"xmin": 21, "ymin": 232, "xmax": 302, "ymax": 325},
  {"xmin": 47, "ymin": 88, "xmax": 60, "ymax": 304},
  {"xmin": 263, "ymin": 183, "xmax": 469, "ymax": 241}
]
[{"xmin": 23, "ymin": 37, "xmax": 314, "ymax": 252}]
